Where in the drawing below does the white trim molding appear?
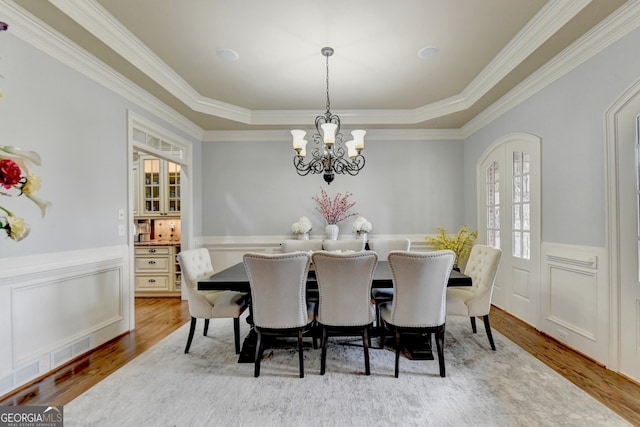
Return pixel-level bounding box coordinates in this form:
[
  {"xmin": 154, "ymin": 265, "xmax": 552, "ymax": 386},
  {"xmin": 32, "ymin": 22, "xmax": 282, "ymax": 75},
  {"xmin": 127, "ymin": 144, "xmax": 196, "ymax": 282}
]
[
  {"xmin": 540, "ymin": 242, "xmax": 609, "ymax": 365},
  {"xmin": 0, "ymin": 245, "xmax": 131, "ymax": 397}
]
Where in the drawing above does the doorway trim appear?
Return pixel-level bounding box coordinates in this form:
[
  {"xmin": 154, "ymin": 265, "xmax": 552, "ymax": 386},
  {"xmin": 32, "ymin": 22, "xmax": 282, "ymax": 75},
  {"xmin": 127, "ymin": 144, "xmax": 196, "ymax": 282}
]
[
  {"xmin": 126, "ymin": 111, "xmax": 194, "ymax": 327},
  {"xmin": 604, "ymin": 77, "xmax": 640, "ymax": 373}
]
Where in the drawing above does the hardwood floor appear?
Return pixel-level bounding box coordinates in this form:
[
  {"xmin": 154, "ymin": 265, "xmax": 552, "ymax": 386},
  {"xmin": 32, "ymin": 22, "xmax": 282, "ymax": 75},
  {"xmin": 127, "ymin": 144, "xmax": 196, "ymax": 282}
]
[{"xmin": 1, "ymin": 300, "xmax": 639, "ymax": 425}]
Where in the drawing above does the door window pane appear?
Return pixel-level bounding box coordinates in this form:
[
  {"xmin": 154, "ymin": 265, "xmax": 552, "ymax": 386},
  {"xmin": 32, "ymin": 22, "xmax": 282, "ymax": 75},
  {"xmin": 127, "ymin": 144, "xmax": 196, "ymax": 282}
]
[
  {"xmin": 486, "ymin": 160, "xmax": 500, "ymax": 249},
  {"xmin": 512, "ymin": 151, "xmax": 530, "ymax": 259}
]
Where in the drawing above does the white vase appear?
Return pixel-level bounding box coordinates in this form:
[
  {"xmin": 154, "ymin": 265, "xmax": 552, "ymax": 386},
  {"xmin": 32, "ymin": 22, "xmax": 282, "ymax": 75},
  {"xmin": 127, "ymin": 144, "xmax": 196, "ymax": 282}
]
[
  {"xmin": 297, "ymin": 232, "xmax": 309, "ymax": 240},
  {"xmin": 325, "ymin": 224, "xmax": 339, "ymax": 240},
  {"xmin": 356, "ymin": 231, "xmax": 368, "ymax": 243}
]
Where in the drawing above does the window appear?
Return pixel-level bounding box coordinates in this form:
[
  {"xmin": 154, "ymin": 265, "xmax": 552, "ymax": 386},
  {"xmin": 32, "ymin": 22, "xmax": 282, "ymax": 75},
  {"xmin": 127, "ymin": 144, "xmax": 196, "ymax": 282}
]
[
  {"xmin": 512, "ymin": 151, "xmax": 530, "ymax": 259},
  {"xmin": 486, "ymin": 160, "xmax": 500, "ymax": 248}
]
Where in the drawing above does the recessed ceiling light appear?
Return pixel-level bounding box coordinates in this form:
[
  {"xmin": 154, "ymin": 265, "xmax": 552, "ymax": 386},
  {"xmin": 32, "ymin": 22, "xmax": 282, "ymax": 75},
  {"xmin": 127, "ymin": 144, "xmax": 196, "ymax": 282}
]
[
  {"xmin": 418, "ymin": 46, "xmax": 439, "ymax": 60},
  {"xmin": 216, "ymin": 48, "xmax": 239, "ymax": 62}
]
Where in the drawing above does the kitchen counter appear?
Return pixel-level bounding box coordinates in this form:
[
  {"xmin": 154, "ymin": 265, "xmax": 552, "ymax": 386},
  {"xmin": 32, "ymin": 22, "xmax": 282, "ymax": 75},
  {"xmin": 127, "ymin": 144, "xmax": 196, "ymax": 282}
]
[{"xmin": 135, "ymin": 241, "xmax": 181, "ymax": 246}]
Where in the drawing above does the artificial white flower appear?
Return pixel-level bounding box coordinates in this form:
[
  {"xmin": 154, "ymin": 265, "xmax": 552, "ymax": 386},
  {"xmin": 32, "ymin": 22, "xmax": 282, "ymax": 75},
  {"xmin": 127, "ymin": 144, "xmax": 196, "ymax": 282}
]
[
  {"xmin": 352, "ymin": 216, "xmax": 372, "ymax": 233},
  {"xmin": 291, "ymin": 216, "xmax": 313, "ymax": 234}
]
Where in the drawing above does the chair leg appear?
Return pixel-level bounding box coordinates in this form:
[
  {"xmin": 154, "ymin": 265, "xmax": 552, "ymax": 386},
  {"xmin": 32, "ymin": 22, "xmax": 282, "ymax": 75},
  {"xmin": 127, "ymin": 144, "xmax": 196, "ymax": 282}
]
[
  {"xmin": 320, "ymin": 326, "xmax": 328, "ymax": 375},
  {"xmin": 470, "ymin": 316, "xmax": 477, "ymax": 333},
  {"xmin": 435, "ymin": 327, "xmax": 446, "ymax": 377},
  {"xmin": 233, "ymin": 317, "xmax": 241, "ymax": 354},
  {"xmin": 298, "ymin": 329, "xmax": 304, "ymax": 378},
  {"xmin": 379, "ymin": 319, "xmax": 386, "ymax": 349},
  {"xmin": 394, "ymin": 330, "xmax": 401, "ymax": 378},
  {"xmin": 363, "ymin": 326, "xmax": 371, "ymax": 376},
  {"xmin": 483, "ymin": 315, "xmax": 496, "ymax": 351},
  {"xmin": 254, "ymin": 330, "xmax": 263, "ymax": 378},
  {"xmin": 184, "ymin": 317, "xmax": 197, "ymax": 354},
  {"xmin": 203, "ymin": 319, "xmax": 210, "ymax": 336}
]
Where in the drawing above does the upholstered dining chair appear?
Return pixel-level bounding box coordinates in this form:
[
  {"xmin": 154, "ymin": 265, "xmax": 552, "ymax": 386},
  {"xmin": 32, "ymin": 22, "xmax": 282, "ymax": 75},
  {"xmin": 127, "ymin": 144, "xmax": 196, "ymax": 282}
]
[
  {"xmin": 282, "ymin": 239, "xmax": 324, "ymax": 253},
  {"xmin": 322, "ymin": 239, "xmax": 366, "ymax": 252},
  {"xmin": 369, "ymin": 238, "xmax": 412, "ymax": 327},
  {"xmin": 380, "ymin": 250, "xmax": 455, "ymax": 378},
  {"xmin": 177, "ymin": 248, "xmax": 249, "ymax": 355},
  {"xmin": 281, "ymin": 239, "xmax": 324, "ymax": 304},
  {"xmin": 243, "ymin": 252, "xmax": 316, "ymax": 378},
  {"xmin": 446, "ymin": 244, "xmax": 502, "ymax": 350},
  {"xmin": 312, "ymin": 250, "xmax": 378, "ymax": 375}
]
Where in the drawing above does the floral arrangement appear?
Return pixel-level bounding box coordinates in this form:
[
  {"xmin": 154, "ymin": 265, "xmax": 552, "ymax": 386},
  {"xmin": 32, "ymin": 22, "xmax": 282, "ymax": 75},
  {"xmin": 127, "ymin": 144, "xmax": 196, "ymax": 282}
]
[
  {"xmin": 352, "ymin": 216, "xmax": 372, "ymax": 233},
  {"xmin": 312, "ymin": 188, "xmax": 357, "ymax": 224},
  {"xmin": 291, "ymin": 216, "xmax": 313, "ymax": 235},
  {"xmin": 425, "ymin": 225, "xmax": 478, "ymax": 266},
  {"xmin": 0, "ymin": 146, "xmax": 49, "ymax": 241}
]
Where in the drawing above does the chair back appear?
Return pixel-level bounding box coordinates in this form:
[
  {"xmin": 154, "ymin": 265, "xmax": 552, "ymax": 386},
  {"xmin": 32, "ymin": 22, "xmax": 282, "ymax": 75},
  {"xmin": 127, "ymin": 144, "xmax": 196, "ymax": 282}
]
[
  {"xmin": 462, "ymin": 245, "xmax": 502, "ymax": 315},
  {"xmin": 177, "ymin": 248, "xmax": 214, "ymax": 288},
  {"xmin": 322, "ymin": 239, "xmax": 366, "ymax": 252},
  {"xmin": 312, "ymin": 251, "xmax": 378, "ymax": 326},
  {"xmin": 282, "ymin": 239, "xmax": 324, "ymax": 253},
  {"xmin": 243, "ymin": 252, "xmax": 311, "ymax": 329},
  {"xmin": 387, "ymin": 250, "xmax": 455, "ymax": 327},
  {"xmin": 177, "ymin": 248, "xmax": 218, "ymax": 318},
  {"xmin": 368, "ymin": 238, "xmax": 411, "ymax": 261}
]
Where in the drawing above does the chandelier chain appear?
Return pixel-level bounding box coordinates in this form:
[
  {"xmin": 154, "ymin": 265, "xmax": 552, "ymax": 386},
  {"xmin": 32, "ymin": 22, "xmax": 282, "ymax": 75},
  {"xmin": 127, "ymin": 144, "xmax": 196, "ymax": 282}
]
[{"xmin": 325, "ymin": 52, "xmax": 331, "ymax": 114}]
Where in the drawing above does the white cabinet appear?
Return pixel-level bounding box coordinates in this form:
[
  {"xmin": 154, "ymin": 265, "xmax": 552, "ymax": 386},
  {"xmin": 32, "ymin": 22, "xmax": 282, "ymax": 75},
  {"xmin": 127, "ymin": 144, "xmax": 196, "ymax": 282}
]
[
  {"xmin": 135, "ymin": 245, "xmax": 181, "ymax": 296},
  {"xmin": 139, "ymin": 155, "xmax": 181, "ymax": 217}
]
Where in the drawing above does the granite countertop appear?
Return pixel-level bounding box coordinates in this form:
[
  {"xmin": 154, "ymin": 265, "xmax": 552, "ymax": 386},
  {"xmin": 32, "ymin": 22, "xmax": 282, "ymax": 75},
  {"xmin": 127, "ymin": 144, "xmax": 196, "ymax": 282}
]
[{"xmin": 135, "ymin": 241, "xmax": 181, "ymax": 246}]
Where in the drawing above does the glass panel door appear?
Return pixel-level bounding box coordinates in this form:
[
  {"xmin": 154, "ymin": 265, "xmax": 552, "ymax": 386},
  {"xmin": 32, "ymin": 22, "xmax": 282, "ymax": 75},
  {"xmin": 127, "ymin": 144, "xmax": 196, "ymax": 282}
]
[{"xmin": 143, "ymin": 158, "xmax": 161, "ymax": 215}]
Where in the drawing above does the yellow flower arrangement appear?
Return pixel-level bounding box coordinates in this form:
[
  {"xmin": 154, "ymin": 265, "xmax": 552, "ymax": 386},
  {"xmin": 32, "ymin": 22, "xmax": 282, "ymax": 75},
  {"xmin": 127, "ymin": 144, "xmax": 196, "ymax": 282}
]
[{"xmin": 425, "ymin": 225, "xmax": 478, "ymax": 267}]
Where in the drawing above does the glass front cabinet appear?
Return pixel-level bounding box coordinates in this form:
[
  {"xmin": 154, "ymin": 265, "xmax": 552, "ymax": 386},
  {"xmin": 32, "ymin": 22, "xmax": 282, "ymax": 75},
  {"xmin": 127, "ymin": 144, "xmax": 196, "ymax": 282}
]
[{"xmin": 140, "ymin": 155, "xmax": 181, "ymax": 216}]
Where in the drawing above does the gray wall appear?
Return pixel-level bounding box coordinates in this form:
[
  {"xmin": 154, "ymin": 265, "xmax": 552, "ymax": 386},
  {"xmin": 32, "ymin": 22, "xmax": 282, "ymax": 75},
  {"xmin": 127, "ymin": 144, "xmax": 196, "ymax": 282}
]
[
  {"xmin": 0, "ymin": 33, "xmax": 201, "ymax": 258},
  {"xmin": 463, "ymin": 26, "xmax": 640, "ymax": 248},
  {"xmin": 201, "ymin": 137, "xmax": 465, "ymax": 237}
]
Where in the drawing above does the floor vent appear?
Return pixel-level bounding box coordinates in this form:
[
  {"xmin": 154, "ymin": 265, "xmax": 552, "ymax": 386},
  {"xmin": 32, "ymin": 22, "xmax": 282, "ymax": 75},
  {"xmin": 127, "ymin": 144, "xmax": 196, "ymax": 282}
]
[
  {"xmin": 53, "ymin": 346, "xmax": 73, "ymax": 367},
  {"xmin": 15, "ymin": 361, "xmax": 39, "ymax": 384},
  {"xmin": 73, "ymin": 337, "xmax": 91, "ymax": 355}
]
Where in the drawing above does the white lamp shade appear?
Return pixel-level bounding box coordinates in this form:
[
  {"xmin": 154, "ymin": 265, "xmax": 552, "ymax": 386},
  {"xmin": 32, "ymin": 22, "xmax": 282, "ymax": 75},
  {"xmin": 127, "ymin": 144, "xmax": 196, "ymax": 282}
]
[
  {"xmin": 321, "ymin": 123, "xmax": 338, "ymax": 145},
  {"xmin": 345, "ymin": 140, "xmax": 357, "ymax": 158},
  {"xmin": 351, "ymin": 130, "xmax": 366, "ymax": 150},
  {"xmin": 299, "ymin": 141, "xmax": 308, "ymax": 157},
  {"xmin": 291, "ymin": 129, "xmax": 307, "ymax": 150}
]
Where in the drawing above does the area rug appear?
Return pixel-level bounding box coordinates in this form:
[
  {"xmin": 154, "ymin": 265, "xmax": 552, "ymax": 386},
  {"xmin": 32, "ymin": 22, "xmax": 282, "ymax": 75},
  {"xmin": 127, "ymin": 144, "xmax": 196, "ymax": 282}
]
[{"xmin": 64, "ymin": 315, "xmax": 629, "ymax": 426}]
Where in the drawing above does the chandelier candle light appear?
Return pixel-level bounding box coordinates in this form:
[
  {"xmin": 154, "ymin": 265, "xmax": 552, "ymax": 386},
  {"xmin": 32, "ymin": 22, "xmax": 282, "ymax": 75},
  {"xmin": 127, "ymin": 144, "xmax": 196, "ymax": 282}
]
[{"xmin": 292, "ymin": 47, "xmax": 366, "ymax": 185}]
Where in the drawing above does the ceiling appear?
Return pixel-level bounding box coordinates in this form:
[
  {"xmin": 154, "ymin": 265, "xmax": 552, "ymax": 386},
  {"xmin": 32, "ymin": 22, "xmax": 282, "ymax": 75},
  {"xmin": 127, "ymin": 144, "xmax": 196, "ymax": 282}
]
[{"xmin": 15, "ymin": 0, "xmax": 627, "ymax": 131}]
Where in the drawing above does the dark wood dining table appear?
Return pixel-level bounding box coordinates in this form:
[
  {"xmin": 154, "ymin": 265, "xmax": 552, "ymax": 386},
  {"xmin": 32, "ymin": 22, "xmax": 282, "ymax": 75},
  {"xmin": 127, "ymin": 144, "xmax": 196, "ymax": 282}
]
[
  {"xmin": 198, "ymin": 260, "xmax": 471, "ymax": 292},
  {"xmin": 198, "ymin": 260, "xmax": 472, "ymax": 362}
]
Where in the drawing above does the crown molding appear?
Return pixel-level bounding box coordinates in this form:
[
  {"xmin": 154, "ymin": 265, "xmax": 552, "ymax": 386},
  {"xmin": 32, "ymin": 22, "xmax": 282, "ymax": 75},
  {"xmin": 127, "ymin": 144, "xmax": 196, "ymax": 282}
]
[
  {"xmin": 1, "ymin": 0, "xmax": 203, "ymax": 140},
  {"xmin": 462, "ymin": 0, "xmax": 640, "ymax": 137},
  {"xmin": 45, "ymin": 0, "xmax": 590, "ymax": 127},
  {"xmin": 4, "ymin": 0, "xmax": 638, "ymax": 142}
]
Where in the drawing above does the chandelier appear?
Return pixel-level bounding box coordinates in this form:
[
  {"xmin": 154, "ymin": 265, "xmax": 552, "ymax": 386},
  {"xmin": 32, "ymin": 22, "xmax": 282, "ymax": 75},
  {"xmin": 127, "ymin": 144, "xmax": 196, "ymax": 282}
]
[{"xmin": 291, "ymin": 47, "xmax": 366, "ymax": 184}]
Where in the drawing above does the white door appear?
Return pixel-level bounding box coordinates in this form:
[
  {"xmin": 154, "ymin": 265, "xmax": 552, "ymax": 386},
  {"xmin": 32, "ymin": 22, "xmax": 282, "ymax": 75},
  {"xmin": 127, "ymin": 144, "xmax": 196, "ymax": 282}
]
[
  {"xmin": 477, "ymin": 133, "xmax": 541, "ymax": 326},
  {"xmin": 611, "ymin": 93, "xmax": 640, "ymax": 380}
]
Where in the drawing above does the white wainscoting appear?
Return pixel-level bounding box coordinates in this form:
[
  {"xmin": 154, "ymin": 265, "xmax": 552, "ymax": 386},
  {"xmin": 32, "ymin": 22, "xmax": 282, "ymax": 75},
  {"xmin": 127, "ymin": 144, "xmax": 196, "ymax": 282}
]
[
  {"xmin": 0, "ymin": 245, "xmax": 131, "ymax": 396},
  {"xmin": 201, "ymin": 234, "xmax": 431, "ymax": 273},
  {"xmin": 540, "ymin": 242, "xmax": 609, "ymax": 365}
]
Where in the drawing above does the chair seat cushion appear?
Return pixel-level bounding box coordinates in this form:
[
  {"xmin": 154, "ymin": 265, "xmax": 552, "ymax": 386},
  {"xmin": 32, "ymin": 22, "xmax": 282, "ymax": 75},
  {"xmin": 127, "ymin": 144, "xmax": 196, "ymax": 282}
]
[
  {"xmin": 306, "ymin": 302, "xmax": 316, "ymax": 324},
  {"xmin": 372, "ymin": 288, "xmax": 393, "ymax": 301},
  {"xmin": 205, "ymin": 291, "xmax": 249, "ymax": 317},
  {"xmin": 445, "ymin": 288, "xmax": 475, "ymax": 316},
  {"xmin": 317, "ymin": 303, "xmax": 374, "ymax": 327}
]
